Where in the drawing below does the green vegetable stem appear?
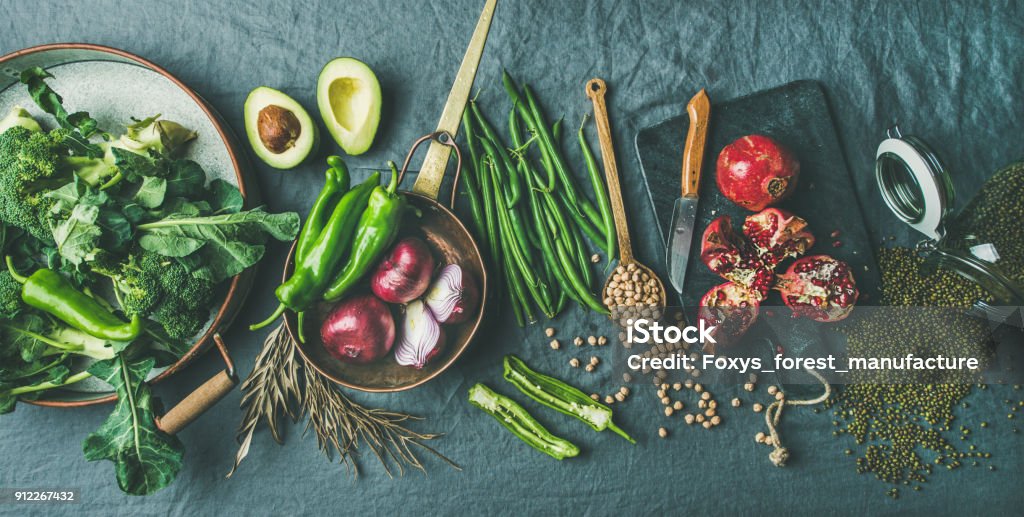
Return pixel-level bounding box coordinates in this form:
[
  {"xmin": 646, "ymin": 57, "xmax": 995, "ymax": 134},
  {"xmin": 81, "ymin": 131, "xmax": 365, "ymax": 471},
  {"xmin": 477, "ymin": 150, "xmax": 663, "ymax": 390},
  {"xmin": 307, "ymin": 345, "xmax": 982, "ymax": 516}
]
[
  {"xmin": 503, "ymin": 355, "xmax": 634, "ymax": 443},
  {"xmin": 322, "ymin": 165, "xmax": 406, "ymax": 302},
  {"xmin": 468, "ymin": 383, "xmax": 579, "ymax": 460},
  {"xmin": 7, "ymin": 257, "xmax": 143, "ymax": 342}
]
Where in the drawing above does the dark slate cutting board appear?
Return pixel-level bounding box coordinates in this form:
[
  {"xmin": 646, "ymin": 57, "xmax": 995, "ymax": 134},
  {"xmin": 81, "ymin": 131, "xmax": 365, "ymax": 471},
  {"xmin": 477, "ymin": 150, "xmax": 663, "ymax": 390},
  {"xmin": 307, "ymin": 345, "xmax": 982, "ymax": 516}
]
[{"xmin": 634, "ymin": 80, "xmax": 880, "ymax": 314}]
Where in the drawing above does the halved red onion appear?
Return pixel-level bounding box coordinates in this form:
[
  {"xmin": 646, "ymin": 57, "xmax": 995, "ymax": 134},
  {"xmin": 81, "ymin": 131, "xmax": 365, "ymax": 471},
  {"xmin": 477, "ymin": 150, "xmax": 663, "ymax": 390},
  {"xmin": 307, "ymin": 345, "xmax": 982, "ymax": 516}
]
[
  {"xmin": 394, "ymin": 300, "xmax": 445, "ymax": 369},
  {"xmin": 424, "ymin": 264, "xmax": 478, "ymax": 324}
]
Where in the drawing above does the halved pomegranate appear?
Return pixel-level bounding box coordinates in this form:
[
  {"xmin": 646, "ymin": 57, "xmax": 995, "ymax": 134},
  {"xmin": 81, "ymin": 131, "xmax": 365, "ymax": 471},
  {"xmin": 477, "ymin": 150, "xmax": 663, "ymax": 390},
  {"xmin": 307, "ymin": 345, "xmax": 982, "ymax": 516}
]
[
  {"xmin": 743, "ymin": 208, "xmax": 815, "ymax": 266},
  {"xmin": 700, "ymin": 215, "xmax": 774, "ymax": 299},
  {"xmin": 698, "ymin": 282, "xmax": 761, "ymax": 352},
  {"xmin": 774, "ymin": 255, "xmax": 859, "ymax": 322}
]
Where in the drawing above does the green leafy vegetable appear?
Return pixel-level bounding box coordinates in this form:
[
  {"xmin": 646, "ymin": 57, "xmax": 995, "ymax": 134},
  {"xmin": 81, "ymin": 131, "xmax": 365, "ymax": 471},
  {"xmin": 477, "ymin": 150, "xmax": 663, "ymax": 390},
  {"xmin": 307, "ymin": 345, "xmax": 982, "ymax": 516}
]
[
  {"xmin": 82, "ymin": 356, "xmax": 184, "ymax": 496},
  {"xmin": 137, "ymin": 209, "xmax": 299, "ymax": 283},
  {"xmin": 51, "ymin": 204, "xmax": 101, "ymax": 266},
  {"xmin": 134, "ymin": 177, "xmax": 167, "ymax": 209}
]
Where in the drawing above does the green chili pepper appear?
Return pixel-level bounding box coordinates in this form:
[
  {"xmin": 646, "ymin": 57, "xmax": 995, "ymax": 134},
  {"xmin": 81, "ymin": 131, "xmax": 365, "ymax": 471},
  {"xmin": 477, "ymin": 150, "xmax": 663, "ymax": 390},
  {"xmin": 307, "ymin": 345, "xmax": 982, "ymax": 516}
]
[
  {"xmin": 296, "ymin": 156, "xmax": 350, "ymax": 264},
  {"xmin": 6, "ymin": 258, "xmax": 142, "ymax": 342},
  {"xmin": 322, "ymin": 166, "xmax": 406, "ymax": 302},
  {"xmin": 250, "ymin": 170, "xmax": 378, "ymax": 331},
  {"xmin": 503, "ymin": 355, "xmax": 631, "ymax": 442},
  {"xmin": 468, "ymin": 383, "xmax": 580, "ymax": 460}
]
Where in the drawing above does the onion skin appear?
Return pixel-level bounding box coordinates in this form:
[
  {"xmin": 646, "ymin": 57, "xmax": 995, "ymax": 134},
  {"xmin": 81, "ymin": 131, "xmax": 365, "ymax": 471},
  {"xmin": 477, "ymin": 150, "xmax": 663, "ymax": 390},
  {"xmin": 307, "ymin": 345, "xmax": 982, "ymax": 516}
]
[
  {"xmin": 424, "ymin": 264, "xmax": 479, "ymax": 324},
  {"xmin": 320, "ymin": 294, "xmax": 395, "ymax": 364},
  {"xmin": 370, "ymin": 237, "xmax": 436, "ymax": 304},
  {"xmin": 394, "ymin": 300, "xmax": 445, "ymax": 369}
]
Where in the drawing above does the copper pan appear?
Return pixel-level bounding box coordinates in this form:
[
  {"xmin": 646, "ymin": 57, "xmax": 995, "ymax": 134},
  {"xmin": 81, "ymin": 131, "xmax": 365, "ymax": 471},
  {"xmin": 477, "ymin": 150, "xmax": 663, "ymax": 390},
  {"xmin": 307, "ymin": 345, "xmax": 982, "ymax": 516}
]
[{"xmin": 286, "ymin": 132, "xmax": 488, "ymax": 392}]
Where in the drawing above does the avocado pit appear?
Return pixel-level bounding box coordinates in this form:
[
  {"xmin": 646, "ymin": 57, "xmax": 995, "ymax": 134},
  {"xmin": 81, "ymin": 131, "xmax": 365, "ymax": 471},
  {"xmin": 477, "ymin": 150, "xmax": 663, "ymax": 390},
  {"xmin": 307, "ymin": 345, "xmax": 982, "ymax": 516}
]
[{"xmin": 257, "ymin": 104, "xmax": 302, "ymax": 154}]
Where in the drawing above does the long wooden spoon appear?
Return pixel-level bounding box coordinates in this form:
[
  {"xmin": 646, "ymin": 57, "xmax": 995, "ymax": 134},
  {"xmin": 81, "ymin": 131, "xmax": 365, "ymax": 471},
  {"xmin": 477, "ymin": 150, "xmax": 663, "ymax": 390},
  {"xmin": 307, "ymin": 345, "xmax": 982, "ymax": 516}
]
[{"xmin": 586, "ymin": 78, "xmax": 667, "ymax": 313}]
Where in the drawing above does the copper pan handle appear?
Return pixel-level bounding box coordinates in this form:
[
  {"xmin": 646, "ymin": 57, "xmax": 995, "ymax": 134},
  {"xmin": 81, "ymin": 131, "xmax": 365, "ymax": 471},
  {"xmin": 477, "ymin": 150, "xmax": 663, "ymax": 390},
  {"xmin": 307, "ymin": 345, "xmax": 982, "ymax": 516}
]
[{"xmin": 156, "ymin": 334, "xmax": 238, "ymax": 435}]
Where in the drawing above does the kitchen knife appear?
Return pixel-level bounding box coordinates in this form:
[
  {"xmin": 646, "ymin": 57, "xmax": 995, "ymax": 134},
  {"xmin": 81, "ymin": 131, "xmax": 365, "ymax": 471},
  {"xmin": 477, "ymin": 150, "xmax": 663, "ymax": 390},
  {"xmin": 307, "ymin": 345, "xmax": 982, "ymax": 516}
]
[
  {"xmin": 665, "ymin": 89, "xmax": 710, "ymax": 294},
  {"xmin": 412, "ymin": 0, "xmax": 497, "ymax": 199}
]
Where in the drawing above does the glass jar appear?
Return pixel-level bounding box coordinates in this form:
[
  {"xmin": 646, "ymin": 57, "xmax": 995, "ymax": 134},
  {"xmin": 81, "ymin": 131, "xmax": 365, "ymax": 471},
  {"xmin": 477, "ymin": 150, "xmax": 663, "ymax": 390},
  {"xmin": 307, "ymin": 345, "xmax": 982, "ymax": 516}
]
[{"xmin": 875, "ymin": 126, "xmax": 1024, "ymax": 309}]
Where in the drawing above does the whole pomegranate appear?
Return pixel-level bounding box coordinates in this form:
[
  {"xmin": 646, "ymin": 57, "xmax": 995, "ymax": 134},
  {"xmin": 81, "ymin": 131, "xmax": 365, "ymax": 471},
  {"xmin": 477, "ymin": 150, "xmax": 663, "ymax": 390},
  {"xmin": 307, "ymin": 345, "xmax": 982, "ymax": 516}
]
[
  {"xmin": 700, "ymin": 215, "xmax": 774, "ymax": 300},
  {"xmin": 774, "ymin": 255, "xmax": 859, "ymax": 322},
  {"xmin": 742, "ymin": 208, "xmax": 815, "ymax": 267},
  {"xmin": 698, "ymin": 282, "xmax": 761, "ymax": 352},
  {"xmin": 716, "ymin": 135, "xmax": 800, "ymax": 211}
]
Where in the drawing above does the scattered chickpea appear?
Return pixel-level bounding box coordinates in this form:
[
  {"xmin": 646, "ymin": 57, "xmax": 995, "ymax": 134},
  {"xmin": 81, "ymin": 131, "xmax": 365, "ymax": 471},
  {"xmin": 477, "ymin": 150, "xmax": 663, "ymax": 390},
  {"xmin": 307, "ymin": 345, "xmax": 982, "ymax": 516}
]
[
  {"xmin": 664, "ymin": 407, "xmax": 674, "ymax": 417},
  {"xmin": 684, "ymin": 379, "xmax": 694, "ymax": 389},
  {"xmin": 549, "ymin": 339, "xmax": 560, "ymax": 350},
  {"xmin": 597, "ymin": 336, "xmax": 607, "ymax": 346},
  {"xmin": 585, "ymin": 364, "xmax": 595, "ymax": 373},
  {"xmin": 702, "ymin": 421, "xmax": 712, "ymax": 429},
  {"xmin": 589, "ymin": 393, "xmax": 599, "ymax": 401},
  {"xmin": 658, "ymin": 427, "xmax": 668, "ymax": 438},
  {"xmin": 661, "ymin": 396, "xmax": 671, "ymax": 405},
  {"xmin": 684, "ymin": 414, "xmax": 695, "ymax": 425},
  {"xmin": 749, "ymin": 373, "xmax": 758, "ymax": 383},
  {"xmin": 698, "ymin": 400, "xmax": 707, "ymax": 409},
  {"xmin": 704, "ymin": 408, "xmax": 715, "ymax": 418},
  {"xmin": 614, "ymin": 393, "xmax": 625, "ymax": 402},
  {"xmin": 695, "ymin": 414, "xmax": 705, "ymax": 423},
  {"xmin": 661, "ymin": 383, "xmax": 670, "ymax": 391},
  {"xmin": 619, "ymin": 386, "xmax": 630, "ymax": 396},
  {"xmin": 657, "ymin": 389, "xmax": 666, "ymax": 398},
  {"xmin": 775, "ymin": 391, "xmax": 785, "ymax": 401},
  {"xmin": 694, "ymin": 383, "xmax": 704, "ymax": 393},
  {"xmin": 755, "ymin": 432, "xmax": 766, "ymax": 443},
  {"xmin": 544, "ymin": 327, "xmax": 556, "ymax": 337},
  {"xmin": 700, "ymin": 391, "xmax": 711, "ymax": 401},
  {"xmin": 587, "ymin": 336, "xmax": 597, "ymax": 346},
  {"xmin": 604, "ymin": 395, "xmax": 615, "ymax": 405},
  {"xmin": 767, "ymin": 385, "xmax": 779, "ymax": 395},
  {"xmin": 672, "ymin": 382, "xmax": 682, "ymax": 391},
  {"xmin": 569, "ymin": 358, "xmax": 580, "ymax": 368},
  {"xmin": 708, "ymin": 400, "xmax": 718, "ymax": 410},
  {"xmin": 743, "ymin": 383, "xmax": 755, "ymax": 392},
  {"xmin": 590, "ymin": 356, "xmax": 600, "ymax": 366},
  {"xmin": 591, "ymin": 253, "xmax": 601, "ymax": 264},
  {"xmin": 731, "ymin": 398, "xmax": 741, "ymax": 408},
  {"xmin": 622, "ymin": 373, "xmax": 633, "ymax": 383},
  {"xmin": 711, "ymin": 415, "xmax": 721, "ymax": 426},
  {"xmin": 753, "ymin": 403, "xmax": 764, "ymax": 413},
  {"xmin": 691, "ymin": 369, "xmax": 701, "ymax": 378},
  {"xmin": 673, "ymin": 401, "xmax": 683, "ymax": 411},
  {"xmin": 573, "ymin": 337, "xmax": 584, "ymax": 347},
  {"xmin": 764, "ymin": 436, "xmax": 774, "ymax": 446}
]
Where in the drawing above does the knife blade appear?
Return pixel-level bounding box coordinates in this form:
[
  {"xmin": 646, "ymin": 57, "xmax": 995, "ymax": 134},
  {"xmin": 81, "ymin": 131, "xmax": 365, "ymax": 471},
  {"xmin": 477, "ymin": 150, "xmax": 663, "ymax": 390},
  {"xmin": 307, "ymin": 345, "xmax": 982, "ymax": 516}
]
[
  {"xmin": 666, "ymin": 89, "xmax": 710, "ymax": 294},
  {"xmin": 411, "ymin": 0, "xmax": 497, "ymax": 199}
]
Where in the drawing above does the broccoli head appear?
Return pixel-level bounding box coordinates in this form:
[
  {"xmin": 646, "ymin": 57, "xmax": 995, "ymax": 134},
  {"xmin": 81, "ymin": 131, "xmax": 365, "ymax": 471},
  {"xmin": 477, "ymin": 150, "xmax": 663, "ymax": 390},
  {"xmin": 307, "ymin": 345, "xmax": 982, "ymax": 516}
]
[
  {"xmin": 89, "ymin": 250, "xmax": 215, "ymax": 340},
  {"xmin": 0, "ymin": 126, "xmax": 72, "ymax": 241}
]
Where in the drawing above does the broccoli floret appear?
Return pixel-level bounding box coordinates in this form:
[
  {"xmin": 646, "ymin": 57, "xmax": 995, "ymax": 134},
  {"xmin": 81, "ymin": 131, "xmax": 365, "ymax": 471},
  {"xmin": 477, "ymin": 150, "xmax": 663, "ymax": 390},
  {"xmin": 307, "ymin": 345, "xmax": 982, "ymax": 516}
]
[
  {"xmin": 62, "ymin": 151, "xmax": 119, "ymax": 188},
  {"xmin": 0, "ymin": 126, "xmax": 72, "ymax": 241},
  {"xmin": 88, "ymin": 250, "xmax": 214, "ymax": 340},
  {"xmin": 0, "ymin": 270, "xmax": 24, "ymax": 319}
]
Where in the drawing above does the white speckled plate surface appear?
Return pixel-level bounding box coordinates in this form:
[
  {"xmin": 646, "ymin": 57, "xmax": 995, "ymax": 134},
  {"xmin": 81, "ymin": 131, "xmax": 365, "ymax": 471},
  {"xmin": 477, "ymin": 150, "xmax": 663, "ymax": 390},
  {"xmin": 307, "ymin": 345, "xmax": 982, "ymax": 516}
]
[{"xmin": 0, "ymin": 46, "xmax": 248, "ymax": 398}]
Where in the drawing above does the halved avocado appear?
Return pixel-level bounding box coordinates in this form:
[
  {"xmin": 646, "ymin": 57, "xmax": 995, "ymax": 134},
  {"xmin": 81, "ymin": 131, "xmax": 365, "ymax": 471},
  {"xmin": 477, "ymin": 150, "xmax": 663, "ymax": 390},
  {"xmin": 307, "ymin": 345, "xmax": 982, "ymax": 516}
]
[
  {"xmin": 244, "ymin": 87, "xmax": 319, "ymax": 170},
  {"xmin": 316, "ymin": 58, "xmax": 381, "ymax": 156}
]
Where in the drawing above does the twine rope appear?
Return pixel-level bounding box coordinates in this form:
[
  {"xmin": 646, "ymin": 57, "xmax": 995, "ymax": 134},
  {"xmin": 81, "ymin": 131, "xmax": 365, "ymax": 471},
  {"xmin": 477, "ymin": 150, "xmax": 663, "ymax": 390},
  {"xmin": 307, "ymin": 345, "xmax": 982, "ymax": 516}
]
[{"xmin": 764, "ymin": 366, "xmax": 831, "ymax": 467}]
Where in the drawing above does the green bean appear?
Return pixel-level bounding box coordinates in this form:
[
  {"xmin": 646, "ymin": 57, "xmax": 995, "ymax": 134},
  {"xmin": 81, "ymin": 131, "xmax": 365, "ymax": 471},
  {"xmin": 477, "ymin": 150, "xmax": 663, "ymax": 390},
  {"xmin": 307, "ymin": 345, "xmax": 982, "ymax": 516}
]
[
  {"xmin": 478, "ymin": 155, "xmax": 501, "ymax": 266},
  {"xmin": 521, "ymin": 84, "xmax": 580, "ymax": 206},
  {"xmin": 472, "ymin": 102, "xmax": 521, "ymax": 207},
  {"xmin": 459, "ymin": 109, "xmax": 487, "ymax": 242},
  {"xmin": 568, "ymin": 221, "xmax": 593, "ymax": 289},
  {"xmin": 559, "ymin": 191, "xmax": 611, "ymax": 256},
  {"xmin": 490, "ymin": 160, "xmax": 554, "ymax": 317},
  {"xmin": 501, "ymin": 251, "xmax": 528, "ymax": 326},
  {"xmin": 578, "ymin": 118, "xmax": 616, "ymax": 261},
  {"xmin": 554, "ymin": 239, "xmax": 608, "ymax": 314},
  {"xmin": 529, "ymin": 184, "xmax": 582, "ymax": 307},
  {"xmin": 502, "ymin": 71, "xmax": 556, "ymax": 192}
]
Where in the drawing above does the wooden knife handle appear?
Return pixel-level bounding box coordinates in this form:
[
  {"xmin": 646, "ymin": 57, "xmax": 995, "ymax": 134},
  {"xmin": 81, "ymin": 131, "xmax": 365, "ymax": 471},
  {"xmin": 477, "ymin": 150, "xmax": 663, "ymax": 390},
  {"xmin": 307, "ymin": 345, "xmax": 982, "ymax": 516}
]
[{"xmin": 681, "ymin": 89, "xmax": 710, "ymax": 198}]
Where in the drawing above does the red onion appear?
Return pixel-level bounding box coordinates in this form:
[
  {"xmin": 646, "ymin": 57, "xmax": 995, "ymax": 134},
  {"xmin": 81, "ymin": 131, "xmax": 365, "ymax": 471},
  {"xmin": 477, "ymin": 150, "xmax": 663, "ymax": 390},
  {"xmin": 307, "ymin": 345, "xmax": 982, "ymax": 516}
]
[
  {"xmin": 320, "ymin": 294, "xmax": 395, "ymax": 364},
  {"xmin": 394, "ymin": 300, "xmax": 445, "ymax": 369},
  {"xmin": 423, "ymin": 264, "xmax": 478, "ymax": 324},
  {"xmin": 370, "ymin": 237, "xmax": 436, "ymax": 304}
]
